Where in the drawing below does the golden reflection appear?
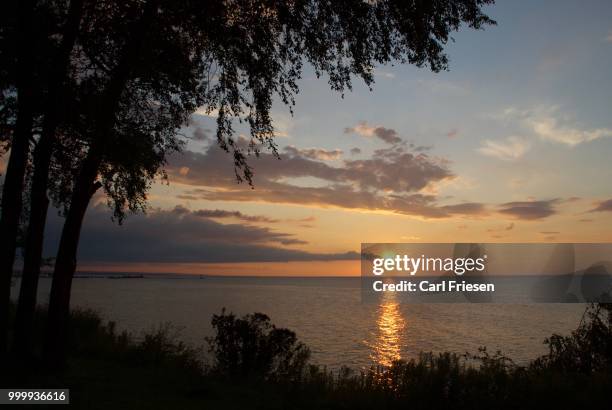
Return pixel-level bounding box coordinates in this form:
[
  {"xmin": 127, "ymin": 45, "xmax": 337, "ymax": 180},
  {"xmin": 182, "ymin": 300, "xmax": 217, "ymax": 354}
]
[{"xmin": 370, "ymin": 294, "xmax": 405, "ymax": 367}]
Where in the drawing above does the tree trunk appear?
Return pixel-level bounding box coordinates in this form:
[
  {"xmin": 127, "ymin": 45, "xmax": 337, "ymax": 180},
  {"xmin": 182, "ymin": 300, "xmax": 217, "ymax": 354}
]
[
  {"xmin": 14, "ymin": 0, "xmax": 84, "ymax": 358},
  {"xmin": 43, "ymin": 153, "xmax": 101, "ymax": 367},
  {"xmin": 0, "ymin": 0, "xmax": 36, "ymax": 356},
  {"xmin": 42, "ymin": 0, "xmax": 158, "ymax": 367},
  {"xmin": 0, "ymin": 99, "xmax": 33, "ymax": 357},
  {"xmin": 13, "ymin": 139, "xmax": 52, "ymax": 358}
]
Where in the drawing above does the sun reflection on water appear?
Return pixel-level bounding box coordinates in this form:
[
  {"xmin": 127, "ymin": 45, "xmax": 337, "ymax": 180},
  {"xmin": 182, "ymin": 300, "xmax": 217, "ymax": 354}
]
[{"xmin": 369, "ymin": 294, "xmax": 405, "ymax": 367}]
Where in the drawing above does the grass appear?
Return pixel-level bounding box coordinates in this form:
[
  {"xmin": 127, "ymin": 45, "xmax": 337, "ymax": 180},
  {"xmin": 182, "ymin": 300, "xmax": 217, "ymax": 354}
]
[{"xmin": 4, "ymin": 304, "xmax": 612, "ymax": 409}]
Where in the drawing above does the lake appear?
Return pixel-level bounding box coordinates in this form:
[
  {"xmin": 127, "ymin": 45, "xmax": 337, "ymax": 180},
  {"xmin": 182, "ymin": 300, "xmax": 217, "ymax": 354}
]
[{"xmin": 11, "ymin": 275, "xmax": 586, "ymax": 369}]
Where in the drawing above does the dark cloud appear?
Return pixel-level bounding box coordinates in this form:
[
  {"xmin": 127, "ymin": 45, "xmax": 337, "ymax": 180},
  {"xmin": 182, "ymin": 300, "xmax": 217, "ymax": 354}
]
[
  {"xmin": 163, "ymin": 141, "xmax": 480, "ymax": 219},
  {"xmin": 372, "ymin": 127, "xmax": 401, "ymax": 144},
  {"xmin": 350, "ymin": 147, "xmax": 361, "ymax": 155},
  {"xmin": 165, "ymin": 144, "xmax": 490, "ymax": 219},
  {"xmin": 409, "ymin": 143, "xmax": 433, "ymax": 152},
  {"xmin": 187, "ymin": 207, "xmax": 315, "ymax": 225},
  {"xmin": 589, "ymin": 199, "xmax": 612, "ymax": 212},
  {"xmin": 189, "ymin": 207, "xmax": 280, "ymax": 223},
  {"xmin": 438, "ymin": 202, "xmax": 486, "ymax": 216},
  {"xmin": 283, "ymin": 146, "xmax": 343, "ymax": 161},
  {"xmin": 344, "ymin": 121, "xmax": 402, "ymax": 144},
  {"xmin": 498, "ymin": 199, "xmax": 560, "ymax": 220},
  {"xmin": 43, "ymin": 205, "xmax": 357, "ymax": 263},
  {"xmin": 186, "ymin": 187, "xmax": 485, "ymax": 219}
]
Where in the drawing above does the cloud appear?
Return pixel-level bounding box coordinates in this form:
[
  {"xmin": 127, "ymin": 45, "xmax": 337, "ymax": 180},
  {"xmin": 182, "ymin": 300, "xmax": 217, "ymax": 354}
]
[
  {"xmin": 170, "ymin": 143, "xmax": 454, "ymax": 196},
  {"xmin": 499, "ymin": 106, "xmax": 612, "ymax": 146},
  {"xmin": 350, "ymin": 147, "xmax": 361, "ymax": 155},
  {"xmin": 164, "ymin": 144, "xmax": 488, "ymax": 219},
  {"xmin": 187, "ymin": 207, "xmax": 315, "ymax": 226},
  {"xmin": 344, "ymin": 121, "xmax": 402, "ymax": 144},
  {"xmin": 43, "ymin": 205, "xmax": 357, "ymax": 263},
  {"xmin": 589, "ymin": 198, "xmax": 612, "ymax": 212},
  {"xmin": 166, "ymin": 140, "xmax": 571, "ymax": 222},
  {"xmin": 529, "ymin": 116, "xmax": 612, "ymax": 146},
  {"xmin": 437, "ymin": 202, "xmax": 486, "ymax": 216},
  {"xmin": 478, "ymin": 136, "xmax": 530, "ymax": 160},
  {"xmin": 184, "ymin": 186, "xmax": 487, "ymax": 219},
  {"xmin": 188, "ymin": 207, "xmax": 280, "ymax": 223},
  {"xmin": 410, "ymin": 144, "xmax": 432, "ymax": 152},
  {"xmin": 283, "ymin": 146, "xmax": 343, "ymax": 161},
  {"xmin": 498, "ymin": 199, "xmax": 560, "ymax": 220}
]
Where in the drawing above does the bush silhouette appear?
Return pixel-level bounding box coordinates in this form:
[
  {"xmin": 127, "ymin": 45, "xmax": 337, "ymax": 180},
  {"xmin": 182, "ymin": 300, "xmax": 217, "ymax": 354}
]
[
  {"xmin": 206, "ymin": 309, "xmax": 310, "ymax": 382},
  {"xmin": 533, "ymin": 303, "xmax": 612, "ymax": 373}
]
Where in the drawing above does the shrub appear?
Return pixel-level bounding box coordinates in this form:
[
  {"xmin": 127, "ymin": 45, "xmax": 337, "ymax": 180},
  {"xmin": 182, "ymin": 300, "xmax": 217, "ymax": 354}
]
[
  {"xmin": 131, "ymin": 324, "xmax": 202, "ymax": 373},
  {"xmin": 206, "ymin": 309, "xmax": 310, "ymax": 382},
  {"xmin": 532, "ymin": 303, "xmax": 612, "ymax": 373}
]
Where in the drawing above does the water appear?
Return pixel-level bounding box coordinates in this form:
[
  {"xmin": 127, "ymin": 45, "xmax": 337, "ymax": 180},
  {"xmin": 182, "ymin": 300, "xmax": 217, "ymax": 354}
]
[{"xmin": 11, "ymin": 276, "xmax": 586, "ymax": 369}]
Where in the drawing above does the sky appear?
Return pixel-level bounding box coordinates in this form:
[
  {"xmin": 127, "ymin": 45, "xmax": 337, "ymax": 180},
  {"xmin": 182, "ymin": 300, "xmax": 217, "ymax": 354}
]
[{"xmin": 37, "ymin": 0, "xmax": 612, "ymax": 275}]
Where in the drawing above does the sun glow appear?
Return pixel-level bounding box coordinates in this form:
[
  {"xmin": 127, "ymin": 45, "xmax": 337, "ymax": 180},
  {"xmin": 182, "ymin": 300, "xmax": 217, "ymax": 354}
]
[{"xmin": 370, "ymin": 294, "xmax": 405, "ymax": 367}]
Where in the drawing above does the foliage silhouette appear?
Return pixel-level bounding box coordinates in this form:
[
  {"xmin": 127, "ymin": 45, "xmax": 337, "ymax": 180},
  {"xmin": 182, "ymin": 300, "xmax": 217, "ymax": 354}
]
[
  {"xmin": 532, "ymin": 303, "xmax": 612, "ymax": 373},
  {"xmin": 206, "ymin": 309, "xmax": 310, "ymax": 382}
]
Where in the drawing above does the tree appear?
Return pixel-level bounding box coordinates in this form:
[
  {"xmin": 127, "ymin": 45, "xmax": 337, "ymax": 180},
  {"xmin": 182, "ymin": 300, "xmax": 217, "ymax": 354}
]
[
  {"xmin": 0, "ymin": 0, "xmax": 48, "ymax": 356},
  {"xmin": 43, "ymin": 0, "xmax": 209, "ymax": 364},
  {"xmin": 0, "ymin": 0, "xmax": 495, "ymax": 363},
  {"xmin": 13, "ymin": 0, "xmax": 84, "ymax": 358}
]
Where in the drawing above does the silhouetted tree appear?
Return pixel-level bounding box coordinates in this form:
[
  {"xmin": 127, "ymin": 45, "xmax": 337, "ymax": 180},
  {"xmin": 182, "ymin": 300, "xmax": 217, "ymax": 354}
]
[
  {"xmin": 0, "ymin": 0, "xmax": 55, "ymax": 355},
  {"xmin": 0, "ymin": 0, "xmax": 496, "ymax": 363},
  {"xmin": 43, "ymin": 0, "xmax": 208, "ymax": 365},
  {"xmin": 13, "ymin": 0, "xmax": 84, "ymax": 358}
]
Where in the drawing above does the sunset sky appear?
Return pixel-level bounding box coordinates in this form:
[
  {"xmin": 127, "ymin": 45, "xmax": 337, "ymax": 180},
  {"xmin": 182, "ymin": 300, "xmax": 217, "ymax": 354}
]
[{"xmin": 37, "ymin": 0, "xmax": 612, "ymax": 275}]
